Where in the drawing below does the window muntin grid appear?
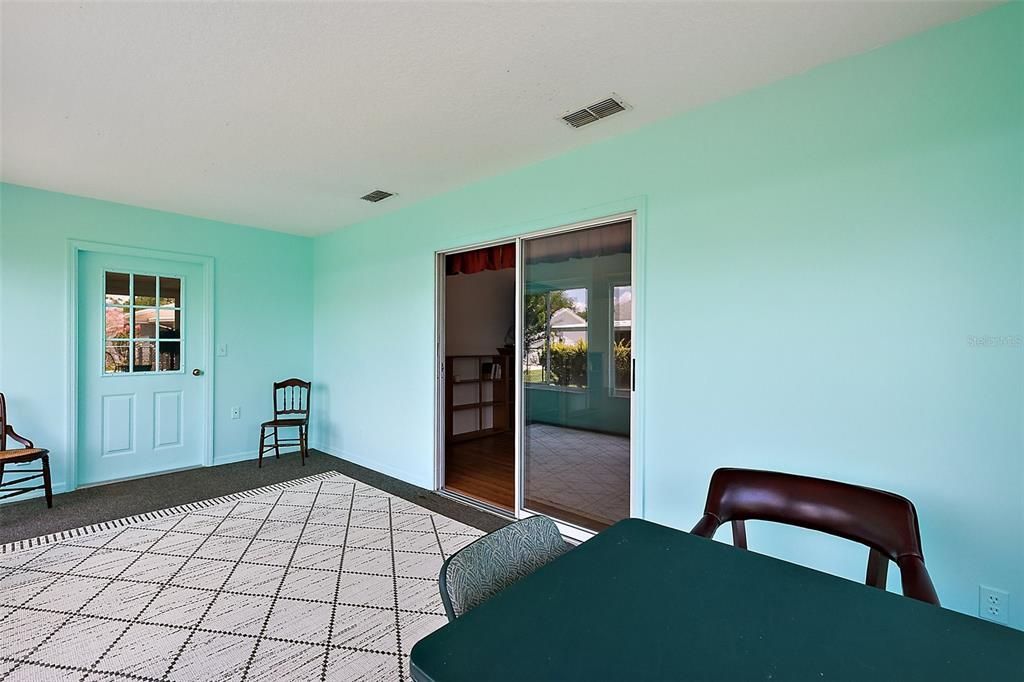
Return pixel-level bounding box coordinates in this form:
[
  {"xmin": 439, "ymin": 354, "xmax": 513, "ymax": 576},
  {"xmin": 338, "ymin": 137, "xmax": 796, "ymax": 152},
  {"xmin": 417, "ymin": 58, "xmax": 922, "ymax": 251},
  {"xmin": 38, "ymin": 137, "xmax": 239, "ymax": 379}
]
[{"xmin": 104, "ymin": 271, "xmax": 183, "ymax": 374}]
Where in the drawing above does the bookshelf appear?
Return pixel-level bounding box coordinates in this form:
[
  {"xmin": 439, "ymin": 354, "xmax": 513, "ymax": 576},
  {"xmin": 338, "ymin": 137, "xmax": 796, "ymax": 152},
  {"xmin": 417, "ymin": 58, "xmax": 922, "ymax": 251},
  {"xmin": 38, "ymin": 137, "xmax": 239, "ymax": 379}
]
[{"xmin": 445, "ymin": 353, "xmax": 513, "ymax": 443}]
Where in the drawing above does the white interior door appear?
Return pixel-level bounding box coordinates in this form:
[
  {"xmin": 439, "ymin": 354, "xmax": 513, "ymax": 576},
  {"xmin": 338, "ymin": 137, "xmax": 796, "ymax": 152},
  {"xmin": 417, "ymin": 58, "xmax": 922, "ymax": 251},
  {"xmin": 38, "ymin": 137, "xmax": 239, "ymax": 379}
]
[{"xmin": 78, "ymin": 251, "xmax": 207, "ymax": 485}]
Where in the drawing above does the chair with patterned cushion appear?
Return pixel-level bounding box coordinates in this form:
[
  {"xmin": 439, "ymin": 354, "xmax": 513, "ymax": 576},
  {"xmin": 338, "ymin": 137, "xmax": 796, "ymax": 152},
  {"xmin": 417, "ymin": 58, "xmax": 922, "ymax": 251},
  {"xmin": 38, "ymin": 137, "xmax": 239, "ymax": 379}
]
[
  {"xmin": 0, "ymin": 393, "xmax": 53, "ymax": 508},
  {"xmin": 438, "ymin": 515, "xmax": 571, "ymax": 621}
]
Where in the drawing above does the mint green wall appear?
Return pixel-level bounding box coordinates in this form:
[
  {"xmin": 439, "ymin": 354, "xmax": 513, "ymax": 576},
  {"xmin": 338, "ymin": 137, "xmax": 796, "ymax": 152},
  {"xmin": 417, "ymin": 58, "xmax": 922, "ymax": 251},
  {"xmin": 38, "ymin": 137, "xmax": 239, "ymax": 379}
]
[
  {"xmin": 0, "ymin": 3, "xmax": 1018, "ymax": 629},
  {"xmin": 0, "ymin": 184, "xmax": 314, "ymax": 488},
  {"xmin": 313, "ymin": 4, "xmax": 1023, "ymax": 628}
]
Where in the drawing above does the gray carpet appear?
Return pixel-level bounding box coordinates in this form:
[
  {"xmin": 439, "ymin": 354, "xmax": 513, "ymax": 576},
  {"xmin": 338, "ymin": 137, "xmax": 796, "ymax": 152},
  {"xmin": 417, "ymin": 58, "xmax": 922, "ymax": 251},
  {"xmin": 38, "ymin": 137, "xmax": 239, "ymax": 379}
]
[{"xmin": 0, "ymin": 450, "xmax": 508, "ymax": 546}]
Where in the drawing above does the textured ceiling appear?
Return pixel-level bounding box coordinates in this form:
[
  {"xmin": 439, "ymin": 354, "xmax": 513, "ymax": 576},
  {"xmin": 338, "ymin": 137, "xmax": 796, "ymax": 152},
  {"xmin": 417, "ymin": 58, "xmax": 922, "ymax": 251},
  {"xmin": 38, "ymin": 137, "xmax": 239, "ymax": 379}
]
[{"xmin": 0, "ymin": 1, "xmax": 997, "ymax": 236}]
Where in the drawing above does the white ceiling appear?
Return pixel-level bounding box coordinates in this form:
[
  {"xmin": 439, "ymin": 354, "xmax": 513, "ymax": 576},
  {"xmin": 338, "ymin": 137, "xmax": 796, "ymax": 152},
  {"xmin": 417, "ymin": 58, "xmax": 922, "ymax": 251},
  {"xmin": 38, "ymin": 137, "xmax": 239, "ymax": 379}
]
[{"xmin": 1, "ymin": 1, "xmax": 997, "ymax": 236}]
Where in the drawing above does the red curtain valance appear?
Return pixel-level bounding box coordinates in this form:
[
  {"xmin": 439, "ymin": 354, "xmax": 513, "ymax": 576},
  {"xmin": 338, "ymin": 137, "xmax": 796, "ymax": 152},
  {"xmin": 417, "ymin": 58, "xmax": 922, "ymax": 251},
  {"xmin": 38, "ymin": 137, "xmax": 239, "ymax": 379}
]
[{"xmin": 446, "ymin": 243, "xmax": 516, "ymax": 275}]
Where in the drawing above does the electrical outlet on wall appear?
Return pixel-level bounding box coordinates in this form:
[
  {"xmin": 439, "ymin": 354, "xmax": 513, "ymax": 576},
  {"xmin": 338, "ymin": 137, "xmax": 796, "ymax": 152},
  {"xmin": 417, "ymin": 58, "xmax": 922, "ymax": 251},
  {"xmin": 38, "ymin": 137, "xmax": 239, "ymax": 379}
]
[
  {"xmin": 979, "ymin": 586, "xmax": 1009, "ymax": 624},
  {"xmin": 230, "ymin": 407, "xmax": 241, "ymax": 420}
]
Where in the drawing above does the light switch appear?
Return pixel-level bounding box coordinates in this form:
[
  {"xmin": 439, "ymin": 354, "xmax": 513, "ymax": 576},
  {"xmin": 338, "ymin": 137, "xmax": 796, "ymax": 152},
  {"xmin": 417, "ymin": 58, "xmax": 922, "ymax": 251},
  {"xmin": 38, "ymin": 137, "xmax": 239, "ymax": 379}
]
[{"xmin": 217, "ymin": 343, "xmax": 228, "ymax": 357}]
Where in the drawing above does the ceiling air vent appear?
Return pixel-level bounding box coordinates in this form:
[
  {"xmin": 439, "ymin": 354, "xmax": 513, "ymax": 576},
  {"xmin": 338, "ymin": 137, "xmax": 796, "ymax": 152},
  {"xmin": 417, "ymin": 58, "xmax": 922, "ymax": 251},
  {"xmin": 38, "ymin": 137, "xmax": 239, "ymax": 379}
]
[
  {"xmin": 562, "ymin": 95, "xmax": 629, "ymax": 128},
  {"xmin": 361, "ymin": 190, "xmax": 394, "ymax": 203}
]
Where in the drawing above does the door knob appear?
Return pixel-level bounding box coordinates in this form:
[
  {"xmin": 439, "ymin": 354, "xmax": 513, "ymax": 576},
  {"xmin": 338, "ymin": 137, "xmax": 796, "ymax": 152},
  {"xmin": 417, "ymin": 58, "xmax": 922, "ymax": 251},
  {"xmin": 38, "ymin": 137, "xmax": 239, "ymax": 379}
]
[{"xmin": 192, "ymin": 368, "xmax": 203, "ymax": 376}]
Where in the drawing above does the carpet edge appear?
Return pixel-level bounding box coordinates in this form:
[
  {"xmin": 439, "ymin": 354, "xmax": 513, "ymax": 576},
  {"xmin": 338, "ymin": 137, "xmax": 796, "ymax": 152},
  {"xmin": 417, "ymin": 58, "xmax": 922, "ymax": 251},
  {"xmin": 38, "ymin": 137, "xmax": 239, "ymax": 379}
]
[{"xmin": 0, "ymin": 471, "xmax": 354, "ymax": 554}]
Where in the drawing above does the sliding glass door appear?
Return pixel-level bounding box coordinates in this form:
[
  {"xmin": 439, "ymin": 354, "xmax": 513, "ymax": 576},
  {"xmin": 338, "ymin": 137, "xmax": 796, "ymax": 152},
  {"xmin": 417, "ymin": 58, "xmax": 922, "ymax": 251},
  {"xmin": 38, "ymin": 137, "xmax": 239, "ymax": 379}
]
[{"xmin": 520, "ymin": 219, "xmax": 632, "ymax": 532}]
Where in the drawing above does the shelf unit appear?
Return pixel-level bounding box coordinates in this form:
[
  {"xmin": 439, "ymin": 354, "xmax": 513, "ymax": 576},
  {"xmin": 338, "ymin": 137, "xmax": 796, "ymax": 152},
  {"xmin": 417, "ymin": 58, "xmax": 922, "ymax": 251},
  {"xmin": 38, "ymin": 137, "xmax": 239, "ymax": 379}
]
[{"xmin": 445, "ymin": 353, "xmax": 512, "ymax": 443}]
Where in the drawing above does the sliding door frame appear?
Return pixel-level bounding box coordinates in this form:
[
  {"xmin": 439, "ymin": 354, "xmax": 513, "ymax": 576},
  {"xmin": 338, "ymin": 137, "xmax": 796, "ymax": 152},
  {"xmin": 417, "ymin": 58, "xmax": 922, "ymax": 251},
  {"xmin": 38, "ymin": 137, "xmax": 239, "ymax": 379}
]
[
  {"xmin": 433, "ymin": 237, "xmax": 520, "ymax": 517},
  {"xmin": 433, "ymin": 209, "xmax": 642, "ymax": 540},
  {"xmin": 514, "ymin": 211, "xmax": 638, "ymax": 542}
]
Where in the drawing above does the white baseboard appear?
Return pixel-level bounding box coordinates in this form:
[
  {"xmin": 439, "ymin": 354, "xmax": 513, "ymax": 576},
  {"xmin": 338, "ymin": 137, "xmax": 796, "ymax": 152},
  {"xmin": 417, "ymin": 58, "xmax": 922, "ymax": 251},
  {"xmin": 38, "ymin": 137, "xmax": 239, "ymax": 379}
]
[{"xmin": 213, "ymin": 450, "xmax": 259, "ymax": 466}]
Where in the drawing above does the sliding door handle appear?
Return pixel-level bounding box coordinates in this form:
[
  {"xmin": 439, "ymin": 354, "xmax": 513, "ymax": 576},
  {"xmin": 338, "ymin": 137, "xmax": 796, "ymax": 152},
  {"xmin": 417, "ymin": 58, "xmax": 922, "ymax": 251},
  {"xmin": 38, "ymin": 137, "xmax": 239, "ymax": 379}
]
[{"xmin": 632, "ymin": 358, "xmax": 636, "ymax": 392}]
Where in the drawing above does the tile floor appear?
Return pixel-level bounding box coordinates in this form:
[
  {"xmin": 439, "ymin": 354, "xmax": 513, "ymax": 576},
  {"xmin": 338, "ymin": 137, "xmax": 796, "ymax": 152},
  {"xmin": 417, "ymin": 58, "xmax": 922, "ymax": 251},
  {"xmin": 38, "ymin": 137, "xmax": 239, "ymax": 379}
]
[{"xmin": 524, "ymin": 424, "xmax": 630, "ymax": 530}]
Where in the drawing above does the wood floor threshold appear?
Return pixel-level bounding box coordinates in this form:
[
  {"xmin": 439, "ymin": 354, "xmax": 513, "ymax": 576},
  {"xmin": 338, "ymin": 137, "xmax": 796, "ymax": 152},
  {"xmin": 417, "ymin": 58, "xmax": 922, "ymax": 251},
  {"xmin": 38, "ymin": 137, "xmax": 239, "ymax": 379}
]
[{"xmin": 438, "ymin": 487, "xmax": 515, "ymax": 518}]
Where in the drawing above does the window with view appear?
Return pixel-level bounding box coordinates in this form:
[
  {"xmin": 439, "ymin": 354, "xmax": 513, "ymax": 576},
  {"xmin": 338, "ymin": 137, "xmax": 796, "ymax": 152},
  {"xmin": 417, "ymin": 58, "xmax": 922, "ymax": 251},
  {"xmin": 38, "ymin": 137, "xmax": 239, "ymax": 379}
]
[
  {"xmin": 104, "ymin": 272, "xmax": 182, "ymax": 374},
  {"xmin": 612, "ymin": 285, "xmax": 632, "ymax": 394},
  {"xmin": 524, "ymin": 287, "xmax": 588, "ymax": 388}
]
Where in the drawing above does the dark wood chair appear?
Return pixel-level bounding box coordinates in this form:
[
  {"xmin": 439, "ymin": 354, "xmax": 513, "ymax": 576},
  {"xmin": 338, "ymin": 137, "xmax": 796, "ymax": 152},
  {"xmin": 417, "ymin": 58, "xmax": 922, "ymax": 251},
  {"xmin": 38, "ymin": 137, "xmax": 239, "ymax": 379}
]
[
  {"xmin": 0, "ymin": 393, "xmax": 53, "ymax": 508},
  {"xmin": 690, "ymin": 467, "xmax": 940, "ymax": 605},
  {"xmin": 258, "ymin": 379, "xmax": 311, "ymax": 468}
]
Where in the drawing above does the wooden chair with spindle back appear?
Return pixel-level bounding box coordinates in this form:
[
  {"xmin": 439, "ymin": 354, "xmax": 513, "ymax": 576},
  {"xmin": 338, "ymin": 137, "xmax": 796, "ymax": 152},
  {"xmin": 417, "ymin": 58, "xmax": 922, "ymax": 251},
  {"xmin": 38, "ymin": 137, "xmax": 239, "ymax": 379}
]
[
  {"xmin": 690, "ymin": 467, "xmax": 940, "ymax": 605},
  {"xmin": 258, "ymin": 379, "xmax": 311, "ymax": 468},
  {"xmin": 0, "ymin": 392, "xmax": 53, "ymax": 508}
]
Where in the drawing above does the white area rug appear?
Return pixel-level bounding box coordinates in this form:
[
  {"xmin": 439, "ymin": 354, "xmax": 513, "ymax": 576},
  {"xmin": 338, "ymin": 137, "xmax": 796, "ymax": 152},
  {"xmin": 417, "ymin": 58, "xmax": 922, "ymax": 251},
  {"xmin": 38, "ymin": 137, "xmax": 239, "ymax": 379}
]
[{"xmin": 0, "ymin": 472, "xmax": 483, "ymax": 681}]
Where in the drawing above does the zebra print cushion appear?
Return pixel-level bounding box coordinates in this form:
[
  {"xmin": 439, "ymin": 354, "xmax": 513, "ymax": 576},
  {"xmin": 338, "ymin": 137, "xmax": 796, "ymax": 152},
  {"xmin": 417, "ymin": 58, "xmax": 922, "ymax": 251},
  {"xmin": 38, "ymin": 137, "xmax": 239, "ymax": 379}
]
[{"xmin": 439, "ymin": 515, "xmax": 570, "ymax": 620}]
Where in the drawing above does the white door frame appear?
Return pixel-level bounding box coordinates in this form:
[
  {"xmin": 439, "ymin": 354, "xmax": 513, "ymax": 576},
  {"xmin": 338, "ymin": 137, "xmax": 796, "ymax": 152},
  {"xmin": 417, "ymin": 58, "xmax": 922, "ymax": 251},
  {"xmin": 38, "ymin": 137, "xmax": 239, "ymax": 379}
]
[
  {"xmin": 433, "ymin": 235, "xmax": 519, "ymax": 515},
  {"xmin": 65, "ymin": 239, "xmax": 215, "ymax": 492},
  {"xmin": 434, "ymin": 210, "xmax": 642, "ymax": 541}
]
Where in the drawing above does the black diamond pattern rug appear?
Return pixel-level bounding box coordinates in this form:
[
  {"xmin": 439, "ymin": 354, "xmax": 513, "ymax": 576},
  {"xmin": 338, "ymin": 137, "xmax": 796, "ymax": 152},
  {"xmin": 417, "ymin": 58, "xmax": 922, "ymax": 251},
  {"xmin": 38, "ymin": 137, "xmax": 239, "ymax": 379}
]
[{"xmin": 0, "ymin": 472, "xmax": 482, "ymax": 681}]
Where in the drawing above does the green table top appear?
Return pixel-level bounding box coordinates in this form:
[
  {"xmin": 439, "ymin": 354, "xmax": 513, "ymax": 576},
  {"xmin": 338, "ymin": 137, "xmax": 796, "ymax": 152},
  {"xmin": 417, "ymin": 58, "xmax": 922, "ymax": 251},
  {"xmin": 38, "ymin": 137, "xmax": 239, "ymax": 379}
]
[{"xmin": 410, "ymin": 518, "xmax": 1024, "ymax": 682}]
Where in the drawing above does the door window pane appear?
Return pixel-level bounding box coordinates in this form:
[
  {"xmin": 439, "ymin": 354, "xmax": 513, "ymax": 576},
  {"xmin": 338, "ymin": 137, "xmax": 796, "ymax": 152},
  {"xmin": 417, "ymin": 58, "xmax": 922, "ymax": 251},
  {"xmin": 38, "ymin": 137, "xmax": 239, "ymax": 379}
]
[
  {"xmin": 103, "ymin": 271, "xmax": 184, "ymax": 374},
  {"xmin": 522, "ymin": 220, "xmax": 631, "ymax": 533},
  {"xmin": 105, "ymin": 306, "xmax": 130, "ymax": 339},
  {"xmin": 157, "ymin": 309, "xmax": 180, "ymax": 339},
  {"xmin": 134, "ymin": 275, "xmax": 157, "ymax": 305},
  {"xmin": 134, "ymin": 340, "xmax": 156, "ymax": 372},
  {"xmin": 133, "ymin": 307, "xmax": 158, "ymax": 339},
  {"xmin": 159, "ymin": 277, "xmax": 181, "ymax": 307},
  {"xmin": 105, "ymin": 272, "xmax": 131, "ymax": 305},
  {"xmin": 105, "ymin": 342, "xmax": 130, "ymax": 373},
  {"xmin": 159, "ymin": 341, "xmax": 181, "ymax": 371}
]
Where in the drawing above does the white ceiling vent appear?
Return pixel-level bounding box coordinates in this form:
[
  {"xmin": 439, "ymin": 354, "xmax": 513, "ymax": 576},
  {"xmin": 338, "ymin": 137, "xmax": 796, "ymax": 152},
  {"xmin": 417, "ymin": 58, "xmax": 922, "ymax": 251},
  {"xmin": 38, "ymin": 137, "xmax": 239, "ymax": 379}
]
[
  {"xmin": 361, "ymin": 190, "xmax": 394, "ymax": 202},
  {"xmin": 561, "ymin": 95, "xmax": 629, "ymax": 128}
]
